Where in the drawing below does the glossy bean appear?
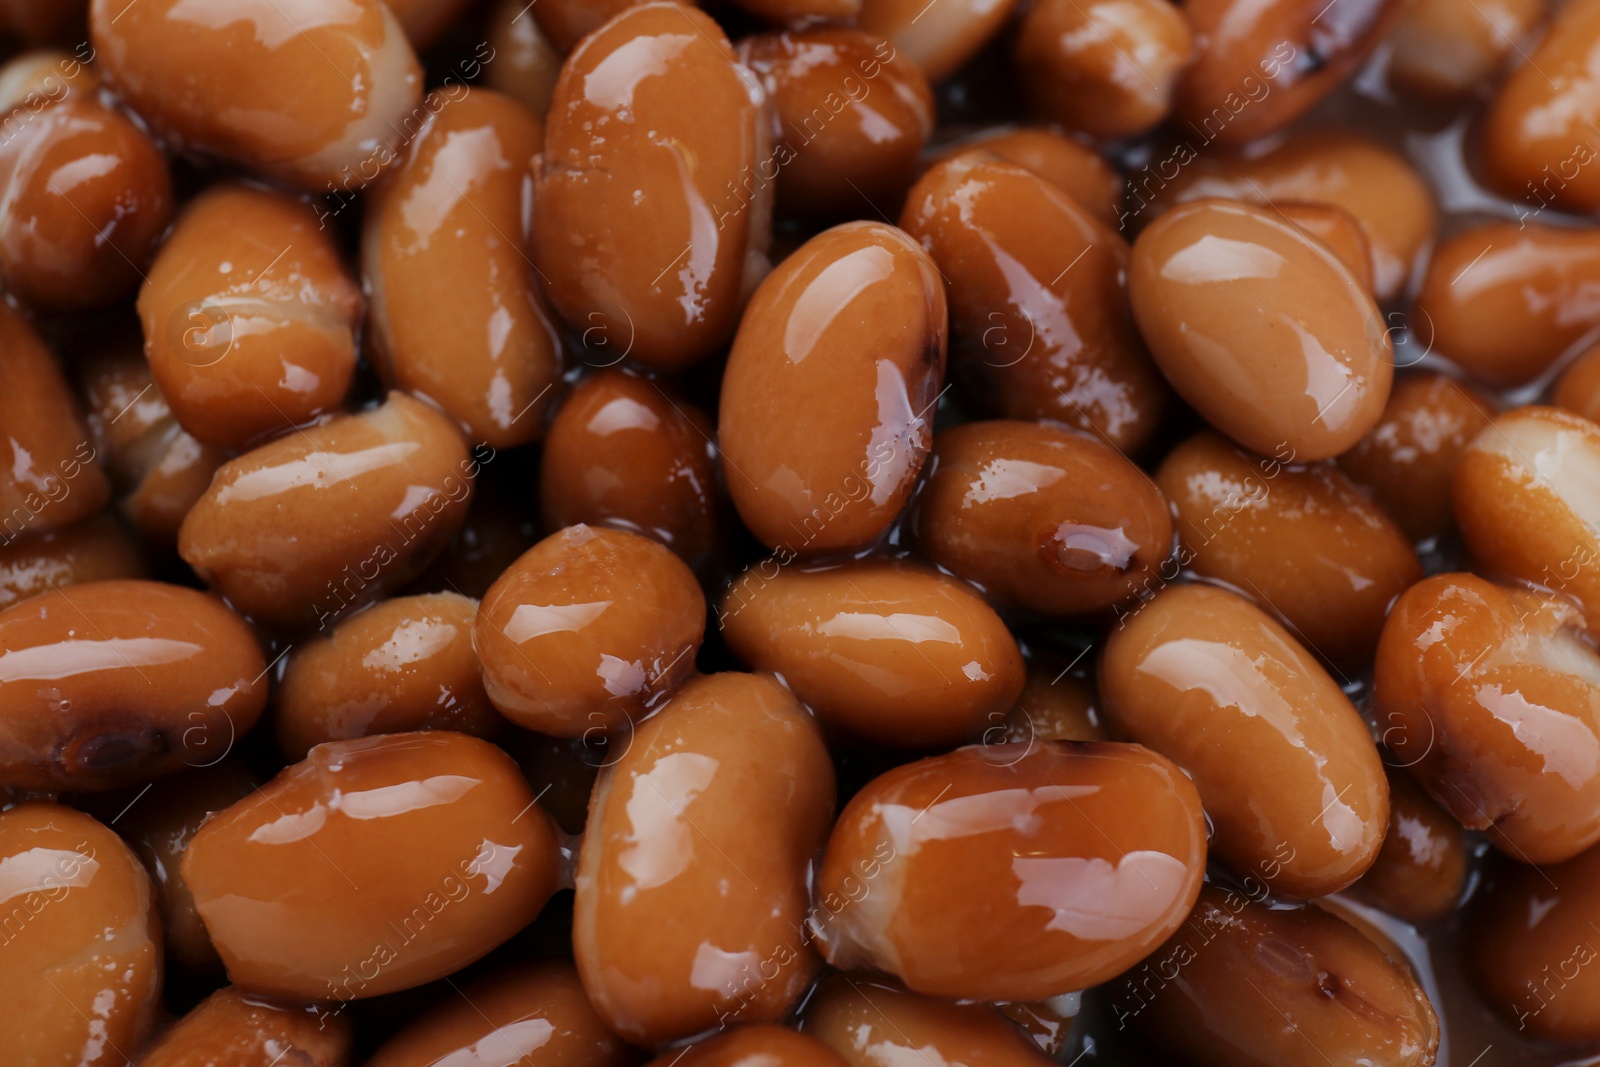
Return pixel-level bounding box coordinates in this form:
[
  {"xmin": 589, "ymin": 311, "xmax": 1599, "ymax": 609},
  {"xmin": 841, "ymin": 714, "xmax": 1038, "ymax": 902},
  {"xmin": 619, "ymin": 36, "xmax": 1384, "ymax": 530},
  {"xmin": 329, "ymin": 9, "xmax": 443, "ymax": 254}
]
[
  {"xmin": 1276, "ymin": 201, "xmax": 1375, "ymax": 293},
  {"xmin": 857, "ymin": 0, "xmax": 1019, "ymax": 82},
  {"xmin": 935, "ymin": 126, "xmax": 1123, "ymax": 225},
  {"xmin": 0, "ymin": 48, "xmax": 100, "ymax": 113},
  {"xmin": 1001, "ymin": 660, "xmax": 1106, "ymax": 744},
  {"xmin": 1386, "ymin": 0, "xmax": 1542, "ymax": 99},
  {"xmin": 1351, "ymin": 769, "xmax": 1467, "ymax": 922},
  {"xmin": 0, "ymin": 513, "xmax": 145, "ymax": 610},
  {"xmin": 533, "ymin": 0, "xmax": 692, "ymax": 53},
  {"xmin": 652, "ymin": 1027, "xmax": 845, "ymax": 1067},
  {"xmin": 485, "ymin": 0, "xmax": 562, "ymax": 117},
  {"xmin": 139, "ymin": 986, "xmax": 352, "ymax": 1067},
  {"xmin": 1555, "ymin": 343, "xmax": 1600, "ymax": 424}
]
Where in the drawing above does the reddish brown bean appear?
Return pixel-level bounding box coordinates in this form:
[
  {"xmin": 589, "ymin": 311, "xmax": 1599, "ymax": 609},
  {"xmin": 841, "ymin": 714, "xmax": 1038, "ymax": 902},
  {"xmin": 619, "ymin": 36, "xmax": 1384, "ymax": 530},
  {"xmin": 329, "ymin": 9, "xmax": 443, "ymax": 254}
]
[
  {"xmin": 1555, "ymin": 343, "xmax": 1600, "ymax": 424},
  {"xmin": 0, "ymin": 513, "xmax": 145, "ymax": 610},
  {"xmin": 534, "ymin": 0, "xmax": 694, "ymax": 53},
  {"xmin": 532, "ymin": 3, "xmax": 768, "ymax": 370},
  {"xmin": 858, "ymin": 0, "xmax": 1020, "ymax": 82},
  {"xmin": 0, "ymin": 580, "xmax": 265, "ymax": 791},
  {"xmin": 936, "ymin": 127, "xmax": 1122, "ymax": 225},
  {"xmin": 185, "ymin": 731, "xmax": 561, "ymax": 1001},
  {"xmin": 1351, "ymin": 770, "xmax": 1467, "ymax": 923},
  {"xmin": 365, "ymin": 88, "xmax": 562, "ymax": 448},
  {"xmin": 138, "ymin": 986, "xmax": 352, "ymax": 1067},
  {"xmin": 917, "ymin": 420, "xmax": 1173, "ymax": 617},
  {"xmin": 901, "ymin": 157, "xmax": 1164, "ymax": 453},
  {"xmin": 476, "ymin": 525, "xmax": 704, "ymax": 737},
  {"xmin": 1386, "ymin": 0, "xmax": 1542, "ymax": 99},
  {"xmin": 1277, "ymin": 201, "xmax": 1375, "ymax": 293},
  {"xmin": 575, "ymin": 673, "xmax": 834, "ymax": 1044},
  {"xmin": 1101, "ymin": 584, "xmax": 1389, "ymax": 897},
  {"xmin": 0, "ymin": 47, "xmax": 99, "ymax": 113},
  {"xmin": 486, "ymin": 0, "xmax": 562, "ymax": 117},
  {"xmin": 804, "ymin": 974, "xmax": 1057, "ymax": 1067},
  {"xmin": 1001, "ymin": 660, "xmax": 1106, "ymax": 744},
  {"xmin": 650, "ymin": 1025, "xmax": 847, "ymax": 1067},
  {"xmin": 1156, "ymin": 431, "xmax": 1421, "ymax": 667},
  {"xmin": 1375, "ymin": 572, "xmax": 1600, "ymax": 865},
  {"xmin": 178, "ymin": 393, "xmax": 475, "ymax": 629},
  {"xmin": 719, "ymin": 558, "xmax": 1024, "ymax": 747},
  {"xmin": 719, "ymin": 221, "xmax": 946, "ymax": 553}
]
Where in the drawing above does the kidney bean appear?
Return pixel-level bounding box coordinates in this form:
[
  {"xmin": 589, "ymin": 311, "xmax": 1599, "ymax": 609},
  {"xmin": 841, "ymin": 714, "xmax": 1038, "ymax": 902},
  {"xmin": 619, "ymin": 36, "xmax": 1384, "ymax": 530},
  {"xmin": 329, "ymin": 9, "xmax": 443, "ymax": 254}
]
[
  {"xmin": 486, "ymin": 0, "xmax": 563, "ymax": 117},
  {"xmin": 476, "ymin": 525, "xmax": 704, "ymax": 737},
  {"xmin": 1002, "ymin": 660, "xmax": 1106, "ymax": 744},
  {"xmin": 0, "ymin": 579, "xmax": 265, "ymax": 791},
  {"xmin": 935, "ymin": 127, "xmax": 1123, "ymax": 225},
  {"xmin": 719, "ymin": 558, "xmax": 1023, "ymax": 747},
  {"xmin": 739, "ymin": 29, "xmax": 933, "ymax": 221},
  {"xmin": 88, "ymin": 0, "xmax": 422, "ymax": 191},
  {"xmin": 366, "ymin": 960, "xmax": 637, "ymax": 1067},
  {"xmin": 365, "ymin": 87, "xmax": 562, "ymax": 449},
  {"xmin": 648, "ymin": 1025, "xmax": 846, "ymax": 1067},
  {"xmin": 815, "ymin": 741, "xmax": 1205, "ymax": 1000},
  {"xmin": 1112, "ymin": 886, "xmax": 1439, "ymax": 1066},
  {"xmin": 0, "ymin": 513, "xmax": 145, "ymax": 610},
  {"xmin": 574, "ymin": 672, "xmax": 834, "ymax": 1044},
  {"xmin": 1155, "ymin": 431, "xmax": 1421, "ymax": 667},
  {"xmin": 1375, "ymin": 571, "xmax": 1600, "ymax": 865},
  {"xmin": 138, "ymin": 985, "xmax": 352, "ymax": 1067},
  {"xmin": 1351, "ymin": 769, "xmax": 1467, "ymax": 922},
  {"xmin": 539, "ymin": 370, "xmax": 718, "ymax": 566},
  {"xmin": 719, "ymin": 221, "xmax": 946, "ymax": 553},
  {"xmin": 917, "ymin": 420, "xmax": 1173, "ymax": 616},
  {"xmin": 138, "ymin": 183, "xmax": 362, "ymax": 451},
  {"xmin": 534, "ymin": 0, "xmax": 692, "ymax": 53},
  {"xmin": 0, "ymin": 47, "xmax": 100, "ymax": 113},
  {"xmin": 1335, "ymin": 371, "xmax": 1496, "ymax": 543},
  {"xmin": 1555, "ymin": 343, "xmax": 1600, "ymax": 424},
  {"xmin": 857, "ymin": 0, "xmax": 1019, "ymax": 82},
  {"xmin": 1101, "ymin": 583, "xmax": 1389, "ymax": 897},
  {"xmin": 185, "ymin": 731, "xmax": 561, "ymax": 1001},
  {"xmin": 1129, "ymin": 198, "xmax": 1393, "ymax": 462},
  {"xmin": 1386, "ymin": 0, "xmax": 1542, "ymax": 99},
  {"xmin": 901, "ymin": 157, "xmax": 1165, "ymax": 453},
  {"xmin": 277, "ymin": 592, "xmax": 502, "ymax": 761},
  {"xmin": 1015, "ymin": 0, "xmax": 1192, "ymax": 140},
  {"xmin": 177, "ymin": 393, "xmax": 475, "ymax": 629},
  {"xmin": 1276, "ymin": 201, "xmax": 1375, "ymax": 293},
  {"xmin": 532, "ymin": 3, "xmax": 769, "ymax": 370}
]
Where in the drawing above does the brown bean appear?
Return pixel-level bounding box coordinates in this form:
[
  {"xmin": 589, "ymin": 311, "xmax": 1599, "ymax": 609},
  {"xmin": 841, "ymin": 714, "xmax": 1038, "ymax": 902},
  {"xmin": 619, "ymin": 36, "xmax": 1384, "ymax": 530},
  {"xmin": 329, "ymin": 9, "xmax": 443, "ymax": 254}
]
[
  {"xmin": 1351, "ymin": 769, "xmax": 1467, "ymax": 922},
  {"xmin": 178, "ymin": 393, "xmax": 475, "ymax": 629},
  {"xmin": 383, "ymin": 0, "xmax": 474, "ymax": 48},
  {"xmin": 1335, "ymin": 371, "xmax": 1496, "ymax": 543},
  {"xmin": 1143, "ymin": 129, "xmax": 1435, "ymax": 302},
  {"xmin": 575, "ymin": 672, "xmax": 834, "ymax": 1044},
  {"xmin": 917, "ymin": 420, "xmax": 1172, "ymax": 615},
  {"xmin": 0, "ymin": 802, "xmax": 161, "ymax": 1067},
  {"xmin": 1015, "ymin": 0, "xmax": 1192, "ymax": 140},
  {"xmin": 139, "ymin": 985, "xmax": 352, "ymax": 1067},
  {"xmin": 476, "ymin": 525, "xmax": 704, "ymax": 737},
  {"xmin": 1129, "ymin": 198, "xmax": 1393, "ymax": 462},
  {"xmin": 815, "ymin": 740, "xmax": 1205, "ymax": 999},
  {"xmin": 139, "ymin": 183, "xmax": 362, "ymax": 450},
  {"xmin": 857, "ymin": 0, "xmax": 1020, "ymax": 81},
  {"xmin": 719, "ymin": 558, "xmax": 1023, "ymax": 747},
  {"xmin": 277, "ymin": 592, "xmax": 502, "ymax": 761},
  {"xmin": 740, "ymin": 29, "xmax": 933, "ymax": 221},
  {"xmin": 0, "ymin": 302, "xmax": 109, "ymax": 540},
  {"xmin": 732, "ymin": 0, "xmax": 862, "ymax": 21},
  {"xmin": 532, "ymin": 3, "xmax": 768, "ymax": 370},
  {"xmin": 1174, "ymin": 0, "xmax": 1398, "ymax": 147},
  {"xmin": 1414, "ymin": 223, "xmax": 1600, "ymax": 388},
  {"xmin": 1454, "ymin": 406, "xmax": 1600, "ymax": 642},
  {"xmin": 366, "ymin": 960, "xmax": 637, "ymax": 1067},
  {"xmin": 486, "ymin": 0, "xmax": 563, "ymax": 117},
  {"xmin": 1375, "ymin": 571, "xmax": 1600, "ymax": 865},
  {"xmin": 1111, "ymin": 886, "xmax": 1439, "ymax": 1066},
  {"xmin": 0, "ymin": 579, "xmax": 265, "ymax": 791},
  {"xmin": 1101, "ymin": 583, "xmax": 1389, "ymax": 897},
  {"xmin": 1156, "ymin": 431, "xmax": 1421, "ymax": 667},
  {"xmin": 539, "ymin": 370, "xmax": 718, "ymax": 566},
  {"xmin": 719, "ymin": 221, "xmax": 946, "ymax": 553},
  {"xmin": 534, "ymin": 0, "xmax": 694, "ymax": 53},
  {"xmin": 0, "ymin": 48, "xmax": 100, "ymax": 113},
  {"xmin": 1555, "ymin": 343, "xmax": 1600, "ymax": 424},
  {"xmin": 88, "ymin": 0, "xmax": 422, "ymax": 191},
  {"xmin": 1001, "ymin": 660, "xmax": 1106, "ymax": 744},
  {"xmin": 936, "ymin": 127, "xmax": 1123, "ymax": 225},
  {"xmin": 185, "ymin": 731, "xmax": 561, "ymax": 1001},
  {"xmin": 365, "ymin": 88, "xmax": 562, "ymax": 448},
  {"xmin": 1386, "ymin": 0, "xmax": 1541, "ymax": 99},
  {"xmin": 901, "ymin": 157, "xmax": 1165, "ymax": 453},
  {"xmin": 0, "ymin": 513, "xmax": 145, "ymax": 610},
  {"xmin": 1276, "ymin": 201, "xmax": 1375, "ymax": 293},
  {"xmin": 1483, "ymin": 0, "xmax": 1600, "ymax": 212}
]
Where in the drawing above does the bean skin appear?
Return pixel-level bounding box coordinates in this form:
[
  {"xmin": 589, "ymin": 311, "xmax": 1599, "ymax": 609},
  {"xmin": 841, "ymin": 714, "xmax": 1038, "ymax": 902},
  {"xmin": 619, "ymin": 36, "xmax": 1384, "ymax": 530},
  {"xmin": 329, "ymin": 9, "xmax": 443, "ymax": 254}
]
[
  {"xmin": 1101, "ymin": 584, "xmax": 1389, "ymax": 898},
  {"xmin": 138, "ymin": 985, "xmax": 353, "ymax": 1067},
  {"xmin": 1375, "ymin": 572, "xmax": 1600, "ymax": 865},
  {"xmin": 0, "ymin": 579, "xmax": 266, "ymax": 792},
  {"xmin": 934, "ymin": 127, "xmax": 1123, "ymax": 225},
  {"xmin": 475, "ymin": 525, "xmax": 705, "ymax": 737},
  {"xmin": 719, "ymin": 221, "xmax": 946, "ymax": 554},
  {"xmin": 1156, "ymin": 431, "xmax": 1421, "ymax": 667},
  {"xmin": 139, "ymin": 183, "xmax": 363, "ymax": 451},
  {"xmin": 184, "ymin": 731, "xmax": 562, "ymax": 1002},
  {"xmin": 88, "ymin": 0, "xmax": 423, "ymax": 191},
  {"xmin": 277, "ymin": 592, "xmax": 502, "ymax": 761},
  {"xmin": 857, "ymin": 0, "xmax": 1020, "ymax": 82},
  {"xmin": 0, "ymin": 47, "xmax": 100, "ymax": 112},
  {"xmin": 1129, "ymin": 198, "xmax": 1393, "ymax": 462},
  {"xmin": 917, "ymin": 421, "xmax": 1172, "ymax": 616},
  {"xmin": 1555, "ymin": 343, "xmax": 1600, "ymax": 424},
  {"xmin": 178, "ymin": 393, "xmax": 475, "ymax": 629},
  {"xmin": 533, "ymin": 0, "xmax": 695, "ymax": 53},
  {"xmin": 1386, "ymin": 0, "xmax": 1541, "ymax": 99},
  {"xmin": 0, "ymin": 513, "xmax": 145, "ymax": 610},
  {"xmin": 813, "ymin": 741, "xmax": 1205, "ymax": 1000},
  {"xmin": 718, "ymin": 558, "xmax": 1024, "ymax": 747},
  {"xmin": 1277, "ymin": 201, "xmax": 1375, "ymax": 293},
  {"xmin": 574, "ymin": 672, "xmax": 834, "ymax": 1044},
  {"xmin": 486, "ymin": 0, "xmax": 563, "ymax": 117},
  {"xmin": 0, "ymin": 802, "xmax": 162, "ymax": 1067},
  {"xmin": 901, "ymin": 157, "xmax": 1166, "ymax": 454},
  {"xmin": 1351, "ymin": 769, "xmax": 1467, "ymax": 923},
  {"xmin": 1002, "ymin": 661, "xmax": 1106, "ymax": 743},
  {"xmin": 532, "ymin": 3, "xmax": 769, "ymax": 370},
  {"xmin": 650, "ymin": 1026, "xmax": 848, "ymax": 1067},
  {"xmin": 365, "ymin": 88, "xmax": 562, "ymax": 449}
]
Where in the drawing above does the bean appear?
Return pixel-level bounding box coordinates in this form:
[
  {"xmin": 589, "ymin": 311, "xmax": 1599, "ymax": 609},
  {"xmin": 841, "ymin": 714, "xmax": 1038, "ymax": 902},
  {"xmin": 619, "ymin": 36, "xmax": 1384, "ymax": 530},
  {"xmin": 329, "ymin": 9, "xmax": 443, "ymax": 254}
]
[
  {"xmin": 1100, "ymin": 583, "xmax": 1389, "ymax": 897},
  {"xmin": 857, "ymin": 0, "xmax": 1020, "ymax": 82},
  {"xmin": 1385, "ymin": 0, "xmax": 1542, "ymax": 99},
  {"xmin": 0, "ymin": 579, "xmax": 266, "ymax": 791},
  {"xmin": 1555, "ymin": 343, "xmax": 1600, "ymax": 424},
  {"xmin": 1002, "ymin": 660, "xmax": 1106, "ymax": 744},
  {"xmin": 934, "ymin": 127, "xmax": 1123, "ymax": 225},
  {"xmin": 1129, "ymin": 198, "xmax": 1392, "ymax": 462},
  {"xmin": 719, "ymin": 221, "xmax": 946, "ymax": 553},
  {"xmin": 719, "ymin": 558, "xmax": 1023, "ymax": 747},
  {"xmin": 486, "ymin": 0, "xmax": 563, "ymax": 117},
  {"xmin": 0, "ymin": 513, "xmax": 145, "ymax": 610},
  {"xmin": 647, "ymin": 1026, "xmax": 847, "ymax": 1067},
  {"xmin": 533, "ymin": 0, "xmax": 693, "ymax": 53},
  {"xmin": 575, "ymin": 672, "xmax": 834, "ymax": 1044},
  {"xmin": 1351, "ymin": 769, "xmax": 1467, "ymax": 923},
  {"xmin": 0, "ymin": 48, "xmax": 100, "ymax": 112},
  {"xmin": 1276, "ymin": 200, "xmax": 1375, "ymax": 293},
  {"xmin": 139, "ymin": 985, "xmax": 352, "ymax": 1067},
  {"xmin": 384, "ymin": 0, "xmax": 475, "ymax": 48}
]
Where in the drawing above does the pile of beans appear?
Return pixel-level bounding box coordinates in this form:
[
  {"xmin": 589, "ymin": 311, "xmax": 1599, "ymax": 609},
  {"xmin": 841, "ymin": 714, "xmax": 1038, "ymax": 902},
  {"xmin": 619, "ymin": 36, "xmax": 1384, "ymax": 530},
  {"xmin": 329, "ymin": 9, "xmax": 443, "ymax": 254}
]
[{"xmin": 6, "ymin": 0, "xmax": 1600, "ymax": 1063}]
